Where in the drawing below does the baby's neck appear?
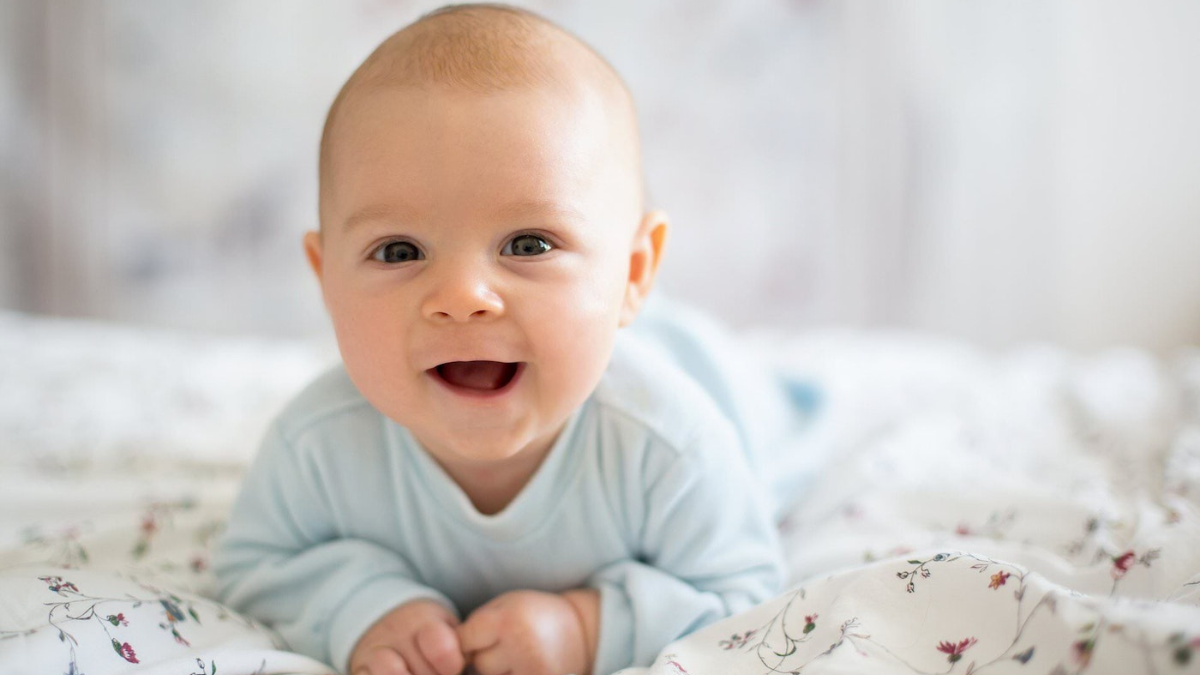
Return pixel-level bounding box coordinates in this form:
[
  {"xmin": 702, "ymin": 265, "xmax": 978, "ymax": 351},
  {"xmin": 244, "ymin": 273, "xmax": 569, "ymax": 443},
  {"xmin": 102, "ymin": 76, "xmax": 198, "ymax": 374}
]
[
  {"xmin": 459, "ymin": 470, "xmax": 529, "ymax": 515},
  {"xmin": 436, "ymin": 437, "xmax": 557, "ymax": 516}
]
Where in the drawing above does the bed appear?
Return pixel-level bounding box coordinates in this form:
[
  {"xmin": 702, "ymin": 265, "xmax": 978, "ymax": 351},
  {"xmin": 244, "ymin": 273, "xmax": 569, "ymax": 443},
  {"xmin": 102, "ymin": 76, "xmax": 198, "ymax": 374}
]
[{"xmin": 2, "ymin": 310, "xmax": 1198, "ymax": 675}]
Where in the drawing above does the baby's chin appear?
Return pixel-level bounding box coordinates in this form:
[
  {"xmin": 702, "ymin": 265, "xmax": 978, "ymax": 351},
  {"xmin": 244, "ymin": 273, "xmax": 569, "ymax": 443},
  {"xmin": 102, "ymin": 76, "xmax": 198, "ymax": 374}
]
[{"xmin": 412, "ymin": 419, "xmax": 561, "ymax": 466}]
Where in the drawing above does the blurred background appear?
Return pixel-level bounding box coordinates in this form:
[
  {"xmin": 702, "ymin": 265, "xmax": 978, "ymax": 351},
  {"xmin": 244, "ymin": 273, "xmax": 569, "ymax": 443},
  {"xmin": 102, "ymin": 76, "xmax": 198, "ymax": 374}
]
[{"xmin": 1, "ymin": 0, "xmax": 1198, "ymax": 354}]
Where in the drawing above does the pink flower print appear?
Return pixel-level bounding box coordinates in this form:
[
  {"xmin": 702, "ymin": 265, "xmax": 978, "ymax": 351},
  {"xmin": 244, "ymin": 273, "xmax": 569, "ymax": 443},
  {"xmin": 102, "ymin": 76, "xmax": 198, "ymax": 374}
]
[
  {"xmin": 190, "ymin": 555, "xmax": 208, "ymax": 573},
  {"xmin": 804, "ymin": 614, "xmax": 818, "ymax": 634},
  {"xmin": 112, "ymin": 639, "xmax": 139, "ymax": 663},
  {"xmin": 1073, "ymin": 638, "xmax": 1095, "ymax": 667},
  {"xmin": 1111, "ymin": 551, "xmax": 1136, "ymax": 579},
  {"xmin": 955, "ymin": 523, "xmax": 971, "ymax": 536},
  {"xmin": 39, "ymin": 576, "xmax": 79, "ymax": 595},
  {"xmin": 665, "ymin": 659, "xmax": 690, "ymax": 675},
  {"xmin": 937, "ymin": 637, "xmax": 978, "ymax": 663},
  {"xmin": 106, "ymin": 613, "xmax": 129, "ymax": 627},
  {"xmin": 989, "ymin": 571, "xmax": 1010, "ymax": 589}
]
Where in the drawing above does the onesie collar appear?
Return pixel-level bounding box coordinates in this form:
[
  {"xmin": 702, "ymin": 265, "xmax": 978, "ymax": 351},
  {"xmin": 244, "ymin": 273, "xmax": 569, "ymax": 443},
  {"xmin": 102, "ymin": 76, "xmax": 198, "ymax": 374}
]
[{"xmin": 384, "ymin": 407, "xmax": 586, "ymax": 542}]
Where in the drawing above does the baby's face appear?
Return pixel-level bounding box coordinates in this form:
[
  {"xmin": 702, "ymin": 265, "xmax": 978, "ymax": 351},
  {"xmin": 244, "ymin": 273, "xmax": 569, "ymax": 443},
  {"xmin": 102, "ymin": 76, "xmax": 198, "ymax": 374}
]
[{"xmin": 309, "ymin": 84, "xmax": 645, "ymax": 469}]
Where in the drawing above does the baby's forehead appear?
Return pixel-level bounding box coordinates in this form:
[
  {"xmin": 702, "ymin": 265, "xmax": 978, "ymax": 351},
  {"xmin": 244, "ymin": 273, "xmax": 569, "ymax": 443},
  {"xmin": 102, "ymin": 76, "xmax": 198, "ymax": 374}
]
[
  {"xmin": 320, "ymin": 4, "xmax": 642, "ymax": 225},
  {"xmin": 326, "ymin": 86, "xmax": 638, "ymax": 233}
]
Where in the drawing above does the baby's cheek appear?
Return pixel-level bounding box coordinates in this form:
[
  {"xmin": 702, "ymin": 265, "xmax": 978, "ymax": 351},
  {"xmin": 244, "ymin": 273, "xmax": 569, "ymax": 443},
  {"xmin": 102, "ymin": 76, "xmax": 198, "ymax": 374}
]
[
  {"xmin": 549, "ymin": 310, "xmax": 617, "ymax": 393},
  {"xmin": 331, "ymin": 306, "xmax": 418, "ymax": 417}
]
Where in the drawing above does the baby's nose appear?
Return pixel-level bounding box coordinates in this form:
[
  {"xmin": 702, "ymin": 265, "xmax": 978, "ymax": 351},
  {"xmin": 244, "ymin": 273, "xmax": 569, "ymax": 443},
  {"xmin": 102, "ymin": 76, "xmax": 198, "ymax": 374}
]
[{"xmin": 420, "ymin": 265, "xmax": 505, "ymax": 323}]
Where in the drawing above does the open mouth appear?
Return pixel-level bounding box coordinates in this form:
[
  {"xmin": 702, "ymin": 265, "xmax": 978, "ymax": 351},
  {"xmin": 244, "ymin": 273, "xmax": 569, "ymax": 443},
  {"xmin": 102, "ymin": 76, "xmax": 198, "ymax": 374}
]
[{"xmin": 430, "ymin": 361, "xmax": 522, "ymax": 394}]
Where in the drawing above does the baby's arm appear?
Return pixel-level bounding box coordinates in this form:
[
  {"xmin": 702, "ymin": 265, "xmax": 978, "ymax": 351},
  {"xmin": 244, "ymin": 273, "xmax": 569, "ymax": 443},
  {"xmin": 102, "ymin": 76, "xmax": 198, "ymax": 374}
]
[
  {"xmin": 588, "ymin": 419, "xmax": 785, "ymax": 674},
  {"xmin": 213, "ymin": 425, "xmax": 458, "ymax": 673}
]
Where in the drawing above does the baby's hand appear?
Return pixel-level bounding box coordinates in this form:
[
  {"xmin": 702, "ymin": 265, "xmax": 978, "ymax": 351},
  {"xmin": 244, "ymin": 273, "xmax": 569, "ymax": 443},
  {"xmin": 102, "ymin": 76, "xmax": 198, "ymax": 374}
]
[
  {"xmin": 458, "ymin": 589, "xmax": 597, "ymax": 675},
  {"xmin": 349, "ymin": 599, "xmax": 465, "ymax": 675}
]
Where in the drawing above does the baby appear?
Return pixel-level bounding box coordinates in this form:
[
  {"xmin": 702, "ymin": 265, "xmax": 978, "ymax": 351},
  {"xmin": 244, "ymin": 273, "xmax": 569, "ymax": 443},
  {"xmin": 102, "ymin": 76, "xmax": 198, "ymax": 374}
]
[{"xmin": 214, "ymin": 5, "xmax": 804, "ymax": 675}]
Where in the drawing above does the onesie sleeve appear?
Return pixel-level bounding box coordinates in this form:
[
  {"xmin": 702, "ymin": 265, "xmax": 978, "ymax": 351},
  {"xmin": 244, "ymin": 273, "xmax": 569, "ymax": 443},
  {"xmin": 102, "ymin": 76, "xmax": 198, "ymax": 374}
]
[
  {"xmin": 212, "ymin": 424, "xmax": 454, "ymax": 672},
  {"xmin": 587, "ymin": 420, "xmax": 786, "ymax": 675}
]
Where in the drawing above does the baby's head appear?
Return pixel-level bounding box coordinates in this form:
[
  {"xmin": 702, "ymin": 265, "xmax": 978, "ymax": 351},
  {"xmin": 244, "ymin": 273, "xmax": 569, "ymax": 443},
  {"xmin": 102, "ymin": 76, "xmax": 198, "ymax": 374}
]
[{"xmin": 305, "ymin": 4, "xmax": 668, "ymax": 471}]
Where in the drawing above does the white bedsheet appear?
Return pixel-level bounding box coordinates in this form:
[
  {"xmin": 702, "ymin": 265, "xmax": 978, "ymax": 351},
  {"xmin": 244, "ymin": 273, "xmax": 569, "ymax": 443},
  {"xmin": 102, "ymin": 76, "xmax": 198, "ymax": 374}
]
[
  {"xmin": 620, "ymin": 332, "xmax": 1200, "ymax": 673},
  {"xmin": 2, "ymin": 312, "xmax": 1198, "ymax": 674}
]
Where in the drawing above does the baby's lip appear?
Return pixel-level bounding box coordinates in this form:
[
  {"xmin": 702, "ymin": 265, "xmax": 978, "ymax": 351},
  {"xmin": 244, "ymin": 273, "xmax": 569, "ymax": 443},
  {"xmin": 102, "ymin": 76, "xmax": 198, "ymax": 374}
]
[
  {"xmin": 418, "ymin": 353, "xmax": 520, "ymax": 372},
  {"xmin": 427, "ymin": 360, "xmax": 524, "ymax": 396},
  {"xmin": 415, "ymin": 343, "xmax": 520, "ymax": 372}
]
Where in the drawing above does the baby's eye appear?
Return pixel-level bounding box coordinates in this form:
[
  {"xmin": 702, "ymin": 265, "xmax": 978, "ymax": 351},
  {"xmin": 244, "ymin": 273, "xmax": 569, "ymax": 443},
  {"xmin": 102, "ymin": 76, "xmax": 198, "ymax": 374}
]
[
  {"xmin": 372, "ymin": 240, "xmax": 423, "ymax": 264},
  {"xmin": 502, "ymin": 234, "xmax": 553, "ymax": 257}
]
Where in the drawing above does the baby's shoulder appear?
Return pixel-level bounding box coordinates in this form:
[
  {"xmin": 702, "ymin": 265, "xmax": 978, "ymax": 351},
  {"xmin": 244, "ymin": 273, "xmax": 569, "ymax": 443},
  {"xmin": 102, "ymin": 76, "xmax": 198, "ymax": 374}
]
[
  {"xmin": 270, "ymin": 364, "xmax": 380, "ymax": 444},
  {"xmin": 590, "ymin": 334, "xmax": 737, "ymax": 460}
]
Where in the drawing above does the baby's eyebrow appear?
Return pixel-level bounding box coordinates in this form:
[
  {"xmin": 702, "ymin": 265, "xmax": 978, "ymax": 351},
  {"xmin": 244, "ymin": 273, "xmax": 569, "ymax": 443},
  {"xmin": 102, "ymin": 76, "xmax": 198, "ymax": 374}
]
[
  {"xmin": 493, "ymin": 200, "xmax": 586, "ymax": 225},
  {"xmin": 341, "ymin": 204, "xmax": 416, "ymax": 232},
  {"xmin": 340, "ymin": 200, "xmax": 584, "ymax": 232}
]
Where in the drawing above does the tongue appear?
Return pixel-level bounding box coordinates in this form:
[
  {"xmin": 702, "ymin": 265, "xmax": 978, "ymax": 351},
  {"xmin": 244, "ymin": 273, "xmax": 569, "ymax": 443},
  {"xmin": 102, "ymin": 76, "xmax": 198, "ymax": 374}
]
[{"xmin": 436, "ymin": 361, "xmax": 517, "ymax": 391}]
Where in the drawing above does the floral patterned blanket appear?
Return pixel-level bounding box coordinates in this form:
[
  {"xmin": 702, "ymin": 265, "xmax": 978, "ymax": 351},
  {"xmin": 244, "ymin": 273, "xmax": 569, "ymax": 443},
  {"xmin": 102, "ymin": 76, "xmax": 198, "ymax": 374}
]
[{"xmin": 2, "ymin": 312, "xmax": 1199, "ymax": 675}]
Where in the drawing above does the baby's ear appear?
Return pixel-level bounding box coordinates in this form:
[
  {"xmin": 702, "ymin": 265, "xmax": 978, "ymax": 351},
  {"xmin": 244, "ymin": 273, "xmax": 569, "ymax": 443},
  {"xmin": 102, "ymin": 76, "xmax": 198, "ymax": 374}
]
[
  {"xmin": 619, "ymin": 210, "xmax": 669, "ymax": 327},
  {"xmin": 303, "ymin": 230, "xmax": 325, "ymax": 285}
]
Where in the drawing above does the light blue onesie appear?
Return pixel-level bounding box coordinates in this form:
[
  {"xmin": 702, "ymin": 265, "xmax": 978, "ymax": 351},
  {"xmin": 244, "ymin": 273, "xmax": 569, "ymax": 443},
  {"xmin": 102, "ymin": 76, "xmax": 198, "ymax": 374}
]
[{"xmin": 213, "ymin": 303, "xmax": 819, "ymax": 675}]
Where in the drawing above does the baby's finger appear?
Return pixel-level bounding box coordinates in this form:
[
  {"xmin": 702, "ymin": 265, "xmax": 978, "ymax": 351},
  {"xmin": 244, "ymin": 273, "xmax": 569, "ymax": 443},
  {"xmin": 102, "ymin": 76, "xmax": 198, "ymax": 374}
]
[
  {"xmin": 466, "ymin": 644, "xmax": 513, "ymax": 675},
  {"xmin": 417, "ymin": 621, "xmax": 466, "ymax": 675},
  {"xmin": 456, "ymin": 610, "xmax": 501, "ymax": 655},
  {"xmin": 396, "ymin": 638, "xmax": 438, "ymax": 675},
  {"xmin": 353, "ymin": 645, "xmax": 412, "ymax": 675}
]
